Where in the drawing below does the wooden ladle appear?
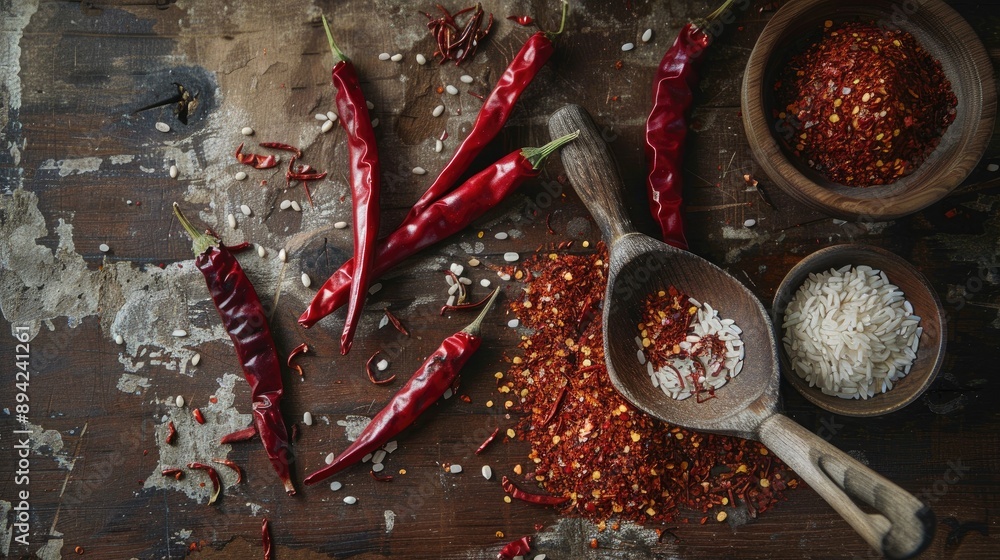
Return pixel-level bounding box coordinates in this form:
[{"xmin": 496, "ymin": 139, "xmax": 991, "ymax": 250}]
[{"xmin": 549, "ymin": 104, "xmax": 934, "ymax": 559}]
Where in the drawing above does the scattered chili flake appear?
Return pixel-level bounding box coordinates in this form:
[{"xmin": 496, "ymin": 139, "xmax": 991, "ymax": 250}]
[
  {"xmin": 262, "ymin": 518, "xmax": 273, "ymax": 560},
  {"xmin": 235, "ymin": 142, "xmax": 278, "ymax": 169},
  {"xmin": 75, "ymin": 546, "xmax": 84, "ymax": 555},
  {"xmin": 220, "ymin": 425, "xmax": 257, "ymax": 444},
  {"xmin": 590, "ymin": 538, "xmax": 599, "ymax": 549},
  {"xmin": 166, "ymin": 421, "xmax": 177, "ymax": 445},
  {"xmin": 161, "ymin": 468, "xmax": 184, "ymax": 481},
  {"xmin": 506, "ymin": 15, "xmax": 533, "ymax": 26},
  {"xmin": 497, "ymin": 535, "xmax": 531, "ymax": 559},
  {"xmin": 500, "ymin": 245, "xmax": 795, "ymax": 524},
  {"xmin": 476, "ymin": 426, "xmax": 501, "ymax": 455},
  {"xmin": 365, "ymin": 350, "xmax": 396, "ymax": 385},
  {"xmin": 192, "ymin": 408, "xmax": 205, "ymax": 424},
  {"xmin": 212, "ymin": 458, "xmax": 244, "ymax": 484},
  {"xmin": 774, "ymin": 21, "xmax": 956, "ymax": 186}
]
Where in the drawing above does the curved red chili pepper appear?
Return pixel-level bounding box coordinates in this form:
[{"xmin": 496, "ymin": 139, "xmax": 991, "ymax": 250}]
[
  {"xmin": 303, "ymin": 290, "xmax": 500, "ymax": 485},
  {"xmin": 298, "ymin": 133, "xmax": 578, "ymax": 328},
  {"xmin": 322, "ymin": 16, "xmax": 381, "ymax": 356},
  {"xmin": 220, "ymin": 425, "xmax": 257, "ymax": 444},
  {"xmin": 501, "ymin": 475, "xmax": 569, "ymax": 506},
  {"xmin": 174, "ymin": 204, "xmax": 294, "ymax": 495},
  {"xmin": 645, "ymin": 0, "xmax": 735, "ymax": 249},
  {"xmin": 475, "ymin": 426, "xmax": 500, "ymax": 455},
  {"xmin": 165, "ymin": 421, "xmax": 177, "ymax": 445},
  {"xmin": 261, "ymin": 518, "xmax": 273, "ymax": 560},
  {"xmin": 404, "ymin": 31, "xmax": 556, "ymax": 222},
  {"xmin": 188, "ymin": 462, "xmax": 222, "ymax": 504},
  {"xmin": 212, "ymin": 457, "xmax": 244, "ymax": 484}
]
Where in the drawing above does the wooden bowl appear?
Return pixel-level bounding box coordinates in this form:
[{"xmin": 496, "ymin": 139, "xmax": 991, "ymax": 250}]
[
  {"xmin": 741, "ymin": 0, "xmax": 996, "ymax": 220},
  {"xmin": 772, "ymin": 245, "xmax": 946, "ymax": 416}
]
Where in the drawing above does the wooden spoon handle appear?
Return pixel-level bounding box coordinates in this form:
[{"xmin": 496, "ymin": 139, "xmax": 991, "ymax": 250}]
[
  {"xmin": 548, "ymin": 104, "xmax": 636, "ymax": 243},
  {"xmin": 759, "ymin": 414, "xmax": 934, "ymax": 559}
]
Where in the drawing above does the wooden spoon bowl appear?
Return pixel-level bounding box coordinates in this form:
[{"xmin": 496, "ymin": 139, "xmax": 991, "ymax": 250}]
[{"xmin": 550, "ymin": 104, "xmax": 933, "ymax": 559}]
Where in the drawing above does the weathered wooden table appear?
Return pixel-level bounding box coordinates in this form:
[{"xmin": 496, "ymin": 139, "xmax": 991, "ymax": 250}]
[{"xmin": 1, "ymin": 1, "xmax": 998, "ymax": 558}]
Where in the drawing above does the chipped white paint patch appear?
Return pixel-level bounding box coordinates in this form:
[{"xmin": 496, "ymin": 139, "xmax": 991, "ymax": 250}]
[
  {"xmin": 39, "ymin": 157, "xmax": 103, "ymax": 177},
  {"xmin": 384, "ymin": 510, "xmax": 396, "ymax": 533},
  {"xmin": 145, "ymin": 374, "xmax": 252, "ymax": 503},
  {"xmin": 720, "ymin": 225, "xmax": 771, "ymax": 264},
  {"xmin": 109, "ymin": 154, "xmax": 135, "ymax": 165},
  {"xmin": 117, "ymin": 373, "xmax": 151, "ymax": 395},
  {"xmin": 0, "ymin": 500, "xmax": 11, "ymax": 556},
  {"xmin": 34, "ymin": 529, "xmax": 62, "ymax": 560},
  {"xmin": 0, "ymin": 0, "xmax": 39, "ymax": 169},
  {"xmin": 246, "ymin": 501, "xmax": 264, "ymax": 516},
  {"xmin": 337, "ymin": 415, "xmax": 372, "ymax": 442},
  {"xmin": 27, "ymin": 422, "xmax": 73, "ymax": 470},
  {"xmin": 174, "ymin": 528, "xmax": 193, "ymax": 546}
]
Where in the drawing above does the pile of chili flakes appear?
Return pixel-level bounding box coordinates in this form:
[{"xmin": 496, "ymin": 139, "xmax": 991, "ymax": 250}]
[{"xmin": 499, "ymin": 245, "xmax": 797, "ymax": 526}]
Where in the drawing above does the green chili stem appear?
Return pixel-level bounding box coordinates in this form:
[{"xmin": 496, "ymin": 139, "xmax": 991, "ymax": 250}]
[
  {"xmin": 521, "ymin": 130, "xmax": 579, "ymax": 170},
  {"xmin": 703, "ymin": 0, "xmax": 738, "ymax": 26},
  {"xmin": 544, "ymin": 1, "xmax": 570, "ymax": 37},
  {"xmin": 461, "ymin": 288, "xmax": 500, "ymax": 336},
  {"xmin": 321, "ymin": 14, "xmax": 347, "ymax": 64},
  {"xmin": 172, "ymin": 203, "xmax": 217, "ymax": 256}
]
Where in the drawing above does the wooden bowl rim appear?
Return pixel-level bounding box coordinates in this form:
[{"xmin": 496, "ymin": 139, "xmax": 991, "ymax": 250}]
[
  {"xmin": 741, "ymin": 0, "xmax": 996, "ymax": 220},
  {"xmin": 771, "ymin": 244, "xmax": 946, "ymax": 417}
]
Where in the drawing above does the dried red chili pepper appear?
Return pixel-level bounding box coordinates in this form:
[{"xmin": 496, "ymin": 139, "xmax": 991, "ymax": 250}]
[
  {"xmin": 259, "ymin": 141, "xmax": 302, "ymax": 159},
  {"xmin": 187, "ymin": 462, "xmax": 222, "ymax": 504},
  {"xmin": 506, "ymin": 15, "xmax": 534, "ymax": 26},
  {"xmin": 212, "ymin": 458, "xmax": 244, "ymax": 484},
  {"xmin": 370, "ymin": 470, "xmax": 394, "ymax": 482},
  {"xmin": 423, "ymin": 3, "xmax": 493, "ymax": 65},
  {"xmin": 220, "ymin": 425, "xmax": 257, "ymax": 444},
  {"xmin": 261, "ymin": 518, "xmax": 273, "ymax": 560},
  {"xmin": 405, "ymin": 3, "xmax": 565, "ymax": 222},
  {"xmin": 303, "ymin": 290, "xmax": 500, "ymax": 485},
  {"xmin": 299, "ymin": 133, "xmax": 578, "ymax": 328},
  {"xmin": 501, "ymin": 475, "xmax": 569, "ymax": 506},
  {"xmin": 161, "ymin": 468, "xmax": 184, "ymax": 481},
  {"xmin": 645, "ymin": 0, "xmax": 735, "ymax": 249},
  {"xmin": 192, "ymin": 408, "xmax": 205, "ymax": 424},
  {"xmin": 537, "ymin": 383, "xmax": 565, "ymax": 428},
  {"xmin": 322, "ymin": 16, "xmax": 381, "ymax": 356},
  {"xmin": 235, "ymin": 142, "xmax": 279, "ymax": 170},
  {"xmin": 498, "ymin": 536, "xmax": 532, "ymax": 560},
  {"xmin": 174, "ymin": 204, "xmax": 294, "ymax": 495},
  {"xmin": 365, "ymin": 351, "xmax": 396, "ymax": 385},
  {"xmin": 475, "ymin": 426, "xmax": 500, "ymax": 455},
  {"xmin": 440, "ymin": 287, "xmax": 498, "ymax": 315},
  {"xmin": 383, "ymin": 309, "xmax": 409, "ymax": 336},
  {"xmin": 287, "ymin": 343, "xmax": 309, "ymax": 369},
  {"xmin": 166, "ymin": 421, "xmax": 177, "ymax": 445}
]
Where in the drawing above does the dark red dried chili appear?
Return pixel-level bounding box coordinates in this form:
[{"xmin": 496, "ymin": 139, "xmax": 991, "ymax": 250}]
[
  {"xmin": 174, "ymin": 204, "xmax": 294, "ymax": 494},
  {"xmin": 506, "ymin": 15, "xmax": 534, "ymax": 26},
  {"xmin": 370, "ymin": 470, "xmax": 394, "ymax": 482},
  {"xmin": 220, "ymin": 425, "xmax": 258, "ymax": 444},
  {"xmin": 261, "ymin": 518, "xmax": 273, "ymax": 560},
  {"xmin": 475, "ymin": 426, "xmax": 500, "ymax": 455},
  {"xmin": 259, "ymin": 141, "xmax": 302, "ymax": 158},
  {"xmin": 645, "ymin": 0, "xmax": 735, "ymax": 249},
  {"xmin": 166, "ymin": 421, "xmax": 177, "ymax": 445},
  {"xmin": 299, "ymin": 133, "xmax": 577, "ymax": 328},
  {"xmin": 365, "ymin": 351, "xmax": 396, "ymax": 385},
  {"xmin": 161, "ymin": 468, "xmax": 184, "ymax": 481},
  {"xmin": 501, "ymin": 475, "xmax": 569, "ymax": 506},
  {"xmin": 287, "ymin": 343, "xmax": 309, "ymax": 369},
  {"xmin": 212, "ymin": 458, "xmax": 244, "ymax": 484},
  {"xmin": 235, "ymin": 143, "xmax": 279, "ymax": 169},
  {"xmin": 384, "ymin": 309, "xmax": 409, "ymax": 336},
  {"xmin": 187, "ymin": 462, "xmax": 222, "ymax": 504},
  {"xmin": 322, "ymin": 16, "xmax": 381, "ymax": 356},
  {"xmin": 303, "ymin": 290, "xmax": 500, "ymax": 485},
  {"xmin": 440, "ymin": 287, "xmax": 498, "ymax": 315},
  {"xmin": 423, "ymin": 3, "xmax": 493, "ymax": 65},
  {"xmin": 498, "ymin": 536, "xmax": 532, "ymax": 560}
]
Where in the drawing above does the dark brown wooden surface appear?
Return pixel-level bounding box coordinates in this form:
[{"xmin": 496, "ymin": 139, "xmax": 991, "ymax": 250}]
[{"xmin": 1, "ymin": 1, "xmax": 998, "ymax": 559}]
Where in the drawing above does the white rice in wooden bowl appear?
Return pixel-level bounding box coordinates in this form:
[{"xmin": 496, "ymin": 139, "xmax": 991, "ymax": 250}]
[{"xmin": 781, "ymin": 264, "xmax": 921, "ymax": 399}]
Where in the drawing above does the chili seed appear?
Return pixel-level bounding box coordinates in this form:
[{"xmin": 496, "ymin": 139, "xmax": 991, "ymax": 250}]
[
  {"xmin": 744, "ymin": 219, "xmax": 756, "ymax": 227},
  {"xmin": 257, "ymin": 245, "xmax": 267, "ymax": 258},
  {"xmin": 169, "ymin": 165, "xmax": 178, "ymax": 178},
  {"xmin": 432, "ymin": 105, "xmax": 445, "ymax": 117},
  {"xmin": 115, "ymin": 334, "xmax": 124, "ymax": 345},
  {"xmin": 235, "ymin": 171, "xmax": 248, "ymax": 181},
  {"xmin": 482, "ymin": 465, "xmax": 492, "ymax": 479},
  {"xmin": 175, "ymin": 395, "xmax": 185, "ymax": 408},
  {"xmin": 717, "ymin": 511, "xmax": 728, "ymax": 522},
  {"xmin": 327, "ymin": 111, "xmax": 338, "ymax": 122},
  {"xmin": 241, "ymin": 126, "xmax": 254, "ymax": 136},
  {"xmin": 303, "ymin": 411, "xmax": 313, "ymax": 426},
  {"xmin": 321, "ymin": 119, "xmax": 335, "ymax": 133},
  {"xmin": 301, "ymin": 273, "xmax": 312, "ymax": 288},
  {"xmin": 435, "ymin": 139, "xmax": 444, "ymax": 152},
  {"xmin": 460, "ymin": 75, "xmax": 474, "ymax": 83},
  {"xmin": 446, "ymin": 85, "xmax": 459, "ymax": 95},
  {"xmin": 240, "ymin": 204, "xmax": 252, "ymax": 216},
  {"xmin": 416, "ymin": 53, "xmax": 427, "ymax": 65},
  {"xmin": 503, "ymin": 252, "xmax": 520, "ymax": 262},
  {"xmin": 343, "ymin": 496, "xmax": 358, "ymax": 504},
  {"xmin": 315, "ymin": 113, "xmax": 329, "ymax": 121},
  {"xmin": 330, "ymin": 481, "xmax": 342, "ymax": 491},
  {"xmin": 172, "ymin": 329, "xmax": 188, "ymax": 337},
  {"xmin": 641, "ymin": 28, "xmax": 653, "ymax": 42},
  {"xmin": 621, "ymin": 42, "xmax": 635, "ymax": 51},
  {"xmin": 449, "ymin": 464, "xmax": 462, "ymax": 474},
  {"xmin": 191, "ymin": 353, "xmax": 201, "ymax": 366},
  {"xmin": 290, "ymin": 201, "xmax": 302, "ymax": 212},
  {"xmin": 99, "ymin": 243, "xmax": 110, "ymax": 253},
  {"xmin": 278, "ymin": 248, "xmax": 287, "ymax": 262},
  {"xmin": 412, "ymin": 166, "xmax": 427, "ymax": 175},
  {"xmin": 390, "ymin": 53, "xmax": 403, "ymax": 62},
  {"xmin": 280, "ymin": 200, "xmax": 292, "ymax": 210},
  {"xmin": 506, "ymin": 428, "xmax": 516, "ymax": 438},
  {"xmin": 334, "ymin": 221, "xmax": 348, "ymax": 229},
  {"xmin": 155, "ymin": 121, "xmax": 170, "ymax": 133},
  {"xmin": 378, "ymin": 53, "xmax": 391, "ymax": 61},
  {"xmin": 227, "ymin": 213, "xmax": 237, "ymax": 229},
  {"xmin": 481, "ymin": 279, "xmax": 491, "ymax": 288},
  {"xmin": 495, "ymin": 231, "xmax": 508, "ymax": 240},
  {"xmin": 468, "ymin": 258, "xmax": 480, "ymax": 267}
]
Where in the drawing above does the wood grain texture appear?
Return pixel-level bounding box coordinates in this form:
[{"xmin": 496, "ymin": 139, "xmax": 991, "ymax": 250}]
[
  {"xmin": 1, "ymin": 0, "xmax": 998, "ymax": 559},
  {"xmin": 741, "ymin": 0, "xmax": 997, "ymax": 220}
]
